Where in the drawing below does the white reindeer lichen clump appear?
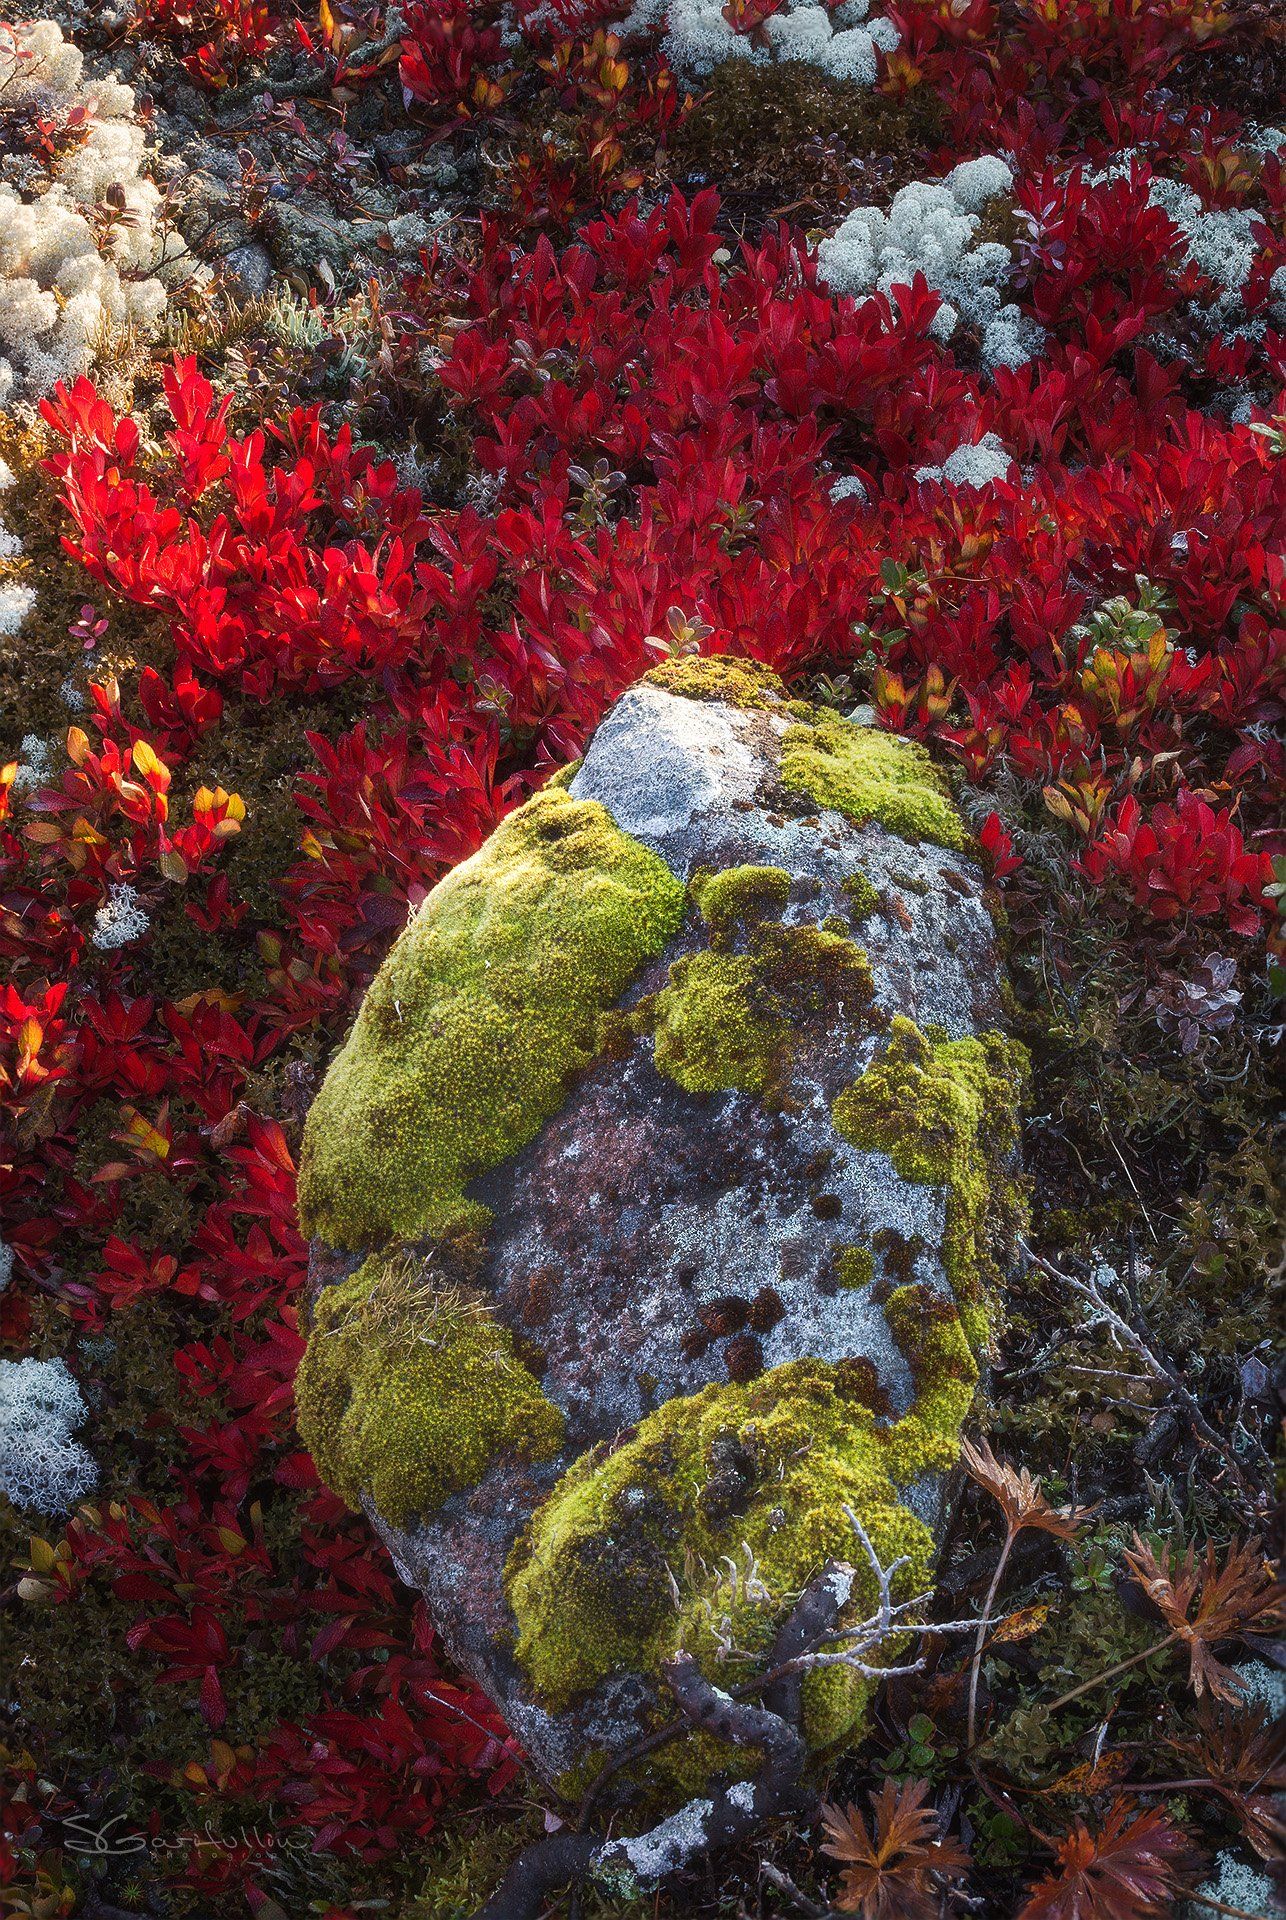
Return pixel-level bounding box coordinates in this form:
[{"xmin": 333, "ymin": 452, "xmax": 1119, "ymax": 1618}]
[
  {"xmin": 0, "ymin": 1355, "xmax": 98, "ymax": 1515},
  {"xmin": 0, "ymin": 18, "xmax": 183, "ymax": 409}
]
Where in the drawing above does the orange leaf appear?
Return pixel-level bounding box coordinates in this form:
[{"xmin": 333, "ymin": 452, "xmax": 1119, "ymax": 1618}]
[{"xmin": 990, "ymin": 1601, "xmax": 1052, "ymax": 1644}]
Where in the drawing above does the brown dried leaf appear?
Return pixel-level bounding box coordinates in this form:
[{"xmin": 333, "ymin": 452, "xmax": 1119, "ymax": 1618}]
[
  {"xmin": 990, "ymin": 1601, "xmax": 1053, "ymax": 1644},
  {"xmin": 820, "ymin": 1779, "xmax": 971, "ymax": 1919},
  {"xmin": 1124, "ymin": 1535, "xmax": 1286, "ymax": 1701},
  {"xmin": 1039, "ymin": 1748, "xmax": 1132, "ymax": 1798},
  {"xmin": 1018, "ymin": 1800, "xmax": 1198, "ymax": 1920},
  {"xmin": 961, "ymin": 1435, "xmax": 1096, "ymax": 1541},
  {"xmin": 1172, "ymin": 1698, "xmax": 1286, "ymax": 1859}
]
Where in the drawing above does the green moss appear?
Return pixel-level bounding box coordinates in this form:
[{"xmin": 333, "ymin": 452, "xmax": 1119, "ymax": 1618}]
[
  {"xmin": 648, "ymin": 947, "xmax": 789, "ymax": 1095},
  {"xmin": 298, "ymin": 787, "xmax": 686, "ymax": 1248},
  {"xmin": 294, "ymin": 1255, "xmax": 565, "ymax": 1528},
  {"xmin": 506, "ymin": 1314, "xmax": 976, "ymax": 1770},
  {"xmin": 882, "ymin": 1284, "xmax": 980, "ymax": 1482},
  {"xmin": 842, "ymin": 870, "xmax": 881, "ymax": 920},
  {"xmin": 781, "ymin": 716, "xmax": 965, "ymax": 850},
  {"xmin": 836, "ymin": 1245, "xmax": 874, "ymax": 1291},
  {"xmin": 690, "ymin": 863, "xmax": 792, "ymax": 938},
  {"xmin": 544, "ymin": 757, "xmax": 582, "ymax": 791},
  {"xmin": 644, "ymin": 653, "xmax": 785, "ymax": 708},
  {"xmin": 642, "ymin": 921, "xmax": 879, "ymax": 1098},
  {"xmin": 832, "ymin": 1016, "xmax": 1028, "ymax": 1335}
]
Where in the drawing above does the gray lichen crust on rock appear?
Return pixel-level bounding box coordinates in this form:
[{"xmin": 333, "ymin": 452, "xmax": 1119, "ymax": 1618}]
[{"xmin": 295, "ymin": 654, "xmax": 1027, "ymax": 1798}]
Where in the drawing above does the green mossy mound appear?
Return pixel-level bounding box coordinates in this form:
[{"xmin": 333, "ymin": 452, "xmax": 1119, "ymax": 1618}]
[
  {"xmin": 297, "ymin": 786, "xmax": 686, "ymax": 1249},
  {"xmin": 833, "ymin": 1016, "xmax": 1029, "ymax": 1346},
  {"xmin": 647, "ymin": 946, "xmax": 788, "ymax": 1095},
  {"xmin": 842, "ymin": 869, "xmax": 881, "ymax": 920},
  {"xmin": 781, "ymin": 714, "xmax": 966, "ymax": 850},
  {"xmin": 505, "ymin": 1307, "xmax": 978, "ymax": 1770},
  {"xmin": 836, "ymin": 1245, "xmax": 875, "ymax": 1291},
  {"xmin": 690, "ymin": 863, "xmax": 792, "ymax": 939},
  {"xmin": 641, "ymin": 918, "xmax": 880, "ymax": 1098},
  {"xmin": 294, "ymin": 1254, "xmax": 565, "ymax": 1528},
  {"xmin": 644, "ymin": 653, "xmax": 786, "ymax": 708}
]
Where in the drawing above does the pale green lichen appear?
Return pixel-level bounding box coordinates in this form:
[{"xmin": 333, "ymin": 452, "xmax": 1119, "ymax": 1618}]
[
  {"xmin": 641, "ymin": 921, "xmax": 879, "ymax": 1098},
  {"xmin": 294, "ymin": 1255, "xmax": 565, "ymax": 1528},
  {"xmin": 297, "ymin": 787, "xmax": 686, "ymax": 1249},
  {"xmin": 832, "ymin": 1015, "xmax": 1028, "ymax": 1342},
  {"xmin": 781, "ymin": 715, "xmax": 965, "ymax": 850},
  {"xmin": 506, "ymin": 1305, "xmax": 977, "ymax": 1772}
]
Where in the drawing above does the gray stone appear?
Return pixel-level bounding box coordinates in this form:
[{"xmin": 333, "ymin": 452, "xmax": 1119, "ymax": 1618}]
[
  {"xmin": 302, "ymin": 665, "xmax": 1020, "ymax": 1792},
  {"xmin": 222, "ymin": 242, "xmax": 274, "ymax": 298}
]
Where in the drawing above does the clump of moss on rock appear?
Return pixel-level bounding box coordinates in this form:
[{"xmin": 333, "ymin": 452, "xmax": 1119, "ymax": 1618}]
[
  {"xmin": 836, "ymin": 1244, "xmax": 875, "ymax": 1290},
  {"xmin": 294, "ymin": 1253, "xmax": 565, "ymax": 1528},
  {"xmin": 833, "ymin": 1015, "xmax": 1028, "ymax": 1348},
  {"xmin": 690, "ymin": 863, "xmax": 792, "ymax": 941},
  {"xmin": 644, "ymin": 653, "xmax": 786, "ymax": 709},
  {"xmin": 641, "ymin": 919, "xmax": 880, "ymax": 1097},
  {"xmin": 842, "ymin": 869, "xmax": 881, "ymax": 920},
  {"xmin": 297, "ymin": 786, "xmax": 686, "ymax": 1249},
  {"xmin": 781, "ymin": 714, "xmax": 966, "ymax": 850},
  {"xmin": 505, "ymin": 1310, "xmax": 977, "ymax": 1769}
]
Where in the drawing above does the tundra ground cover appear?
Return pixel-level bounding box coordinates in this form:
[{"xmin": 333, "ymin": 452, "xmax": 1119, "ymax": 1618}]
[{"xmin": 0, "ymin": 0, "xmax": 1282, "ymax": 1915}]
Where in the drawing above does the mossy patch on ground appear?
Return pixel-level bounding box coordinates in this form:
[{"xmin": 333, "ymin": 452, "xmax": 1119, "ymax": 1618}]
[
  {"xmin": 297, "ymin": 786, "xmax": 686, "ymax": 1248},
  {"xmin": 669, "ymin": 59, "xmax": 946, "ymax": 235},
  {"xmin": 294, "ymin": 1253, "xmax": 565, "ymax": 1528}
]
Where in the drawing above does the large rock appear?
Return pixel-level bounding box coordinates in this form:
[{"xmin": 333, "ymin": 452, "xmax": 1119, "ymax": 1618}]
[{"xmin": 295, "ymin": 656, "xmax": 1026, "ymax": 1797}]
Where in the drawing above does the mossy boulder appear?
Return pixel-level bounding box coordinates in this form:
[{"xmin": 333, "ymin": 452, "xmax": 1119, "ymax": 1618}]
[{"xmin": 296, "ymin": 658, "xmax": 1024, "ymax": 1799}]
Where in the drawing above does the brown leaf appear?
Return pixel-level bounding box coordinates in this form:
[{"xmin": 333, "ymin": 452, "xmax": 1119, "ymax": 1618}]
[
  {"xmin": 820, "ymin": 1780, "xmax": 971, "ymax": 1919},
  {"xmin": 1018, "ymin": 1800, "xmax": 1198, "ymax": 1920},
  {"xmin": 961, "ymin": 1435, "xmax": 1097, "ymax": 1541},
  {"xmin": 1124, "ymin": 1535, "xmax": 1286, "ymax": 1701},
  {"xmin": 1040, "ymin": 1748, "xmax": 1132, "ymax": 1798},
  {"xmin": 1172, "ymin": 1698, "xmax": 1286, "ymax": 1859}
]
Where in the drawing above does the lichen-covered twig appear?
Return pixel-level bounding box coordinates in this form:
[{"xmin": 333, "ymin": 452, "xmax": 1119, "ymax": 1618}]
[
  {"xmin": 590, "ymin": 1652, "xmax": 812, "ymax": 1895},
  {"xmin": 759, "ymin": 1861, "xmax": 835, "ymax": 1917},
  {"xmin": 469, "ymin": 1831, "xmax": 600, "ymax": 1920},
  {"xmin": 574, "ymin": 1555, "xmax": 857, "ymax": 1832},
  {"xmin": 761, "ymin": 1559, "xmax": 856, "ymax": 1726},
  {"xmin": 469, "ymin": 1666, "xmax": 810, "ymax": 1920}
]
